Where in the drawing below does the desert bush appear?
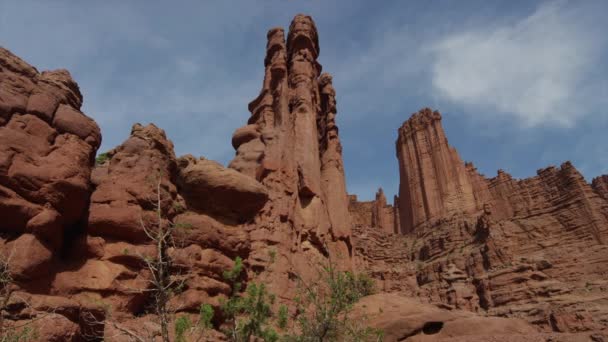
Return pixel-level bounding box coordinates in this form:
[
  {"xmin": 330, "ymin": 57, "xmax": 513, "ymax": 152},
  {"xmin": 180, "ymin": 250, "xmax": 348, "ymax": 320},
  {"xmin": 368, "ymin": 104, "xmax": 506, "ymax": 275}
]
[
  {"xmin": 95, "ymin": 151, "xmax": 110, "ymax": 165},
  {"xmin": 284, "ymin": 260, "xmax": 382, "ymax": 342},
  {"xmin": 221, "ymin": 257, "xmax": 279, "ymax": 342}
]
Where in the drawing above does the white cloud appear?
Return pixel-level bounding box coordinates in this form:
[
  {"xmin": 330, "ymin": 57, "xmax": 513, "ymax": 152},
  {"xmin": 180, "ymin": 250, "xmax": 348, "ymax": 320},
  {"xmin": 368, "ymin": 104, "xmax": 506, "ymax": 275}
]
[{"xmin": 431, "ymin": 1, "xmax": 606, "ymax": 127}]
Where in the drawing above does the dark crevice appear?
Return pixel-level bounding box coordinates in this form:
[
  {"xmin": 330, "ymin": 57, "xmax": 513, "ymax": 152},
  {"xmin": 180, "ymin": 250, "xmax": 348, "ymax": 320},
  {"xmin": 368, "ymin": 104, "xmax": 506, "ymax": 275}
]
[{"xmin": 422, "ymin": 321, "xmax": 444, "ymax": 334}]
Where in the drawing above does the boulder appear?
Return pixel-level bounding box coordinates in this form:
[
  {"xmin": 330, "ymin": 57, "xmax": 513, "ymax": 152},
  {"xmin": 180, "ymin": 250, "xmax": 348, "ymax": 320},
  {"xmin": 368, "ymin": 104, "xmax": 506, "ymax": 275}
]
[{"xmin": 177, "ymin": 155, "xmax": 268, "ymax": 221}]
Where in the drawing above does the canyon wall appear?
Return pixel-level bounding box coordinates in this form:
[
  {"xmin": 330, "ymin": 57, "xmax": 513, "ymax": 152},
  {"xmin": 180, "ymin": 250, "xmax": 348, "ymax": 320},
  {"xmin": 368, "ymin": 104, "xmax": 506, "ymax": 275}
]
[
  {"xmin": 1, "ymin": 15, "xmax": 607, "ymax": 340},
  {"xmin": 0, "ymin": 15, "xmax": 354, "ymax": 339},
  {"xmin": 354, "ymin": 107, "xmax": 608, "ymax": 334}
]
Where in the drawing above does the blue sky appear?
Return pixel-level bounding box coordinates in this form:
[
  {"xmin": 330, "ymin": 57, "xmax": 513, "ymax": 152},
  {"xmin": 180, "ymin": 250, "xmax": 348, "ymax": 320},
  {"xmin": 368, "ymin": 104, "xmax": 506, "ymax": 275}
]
[{"xmin": 1, "ymin": 1, "xmax": 606, "ymax": 200}]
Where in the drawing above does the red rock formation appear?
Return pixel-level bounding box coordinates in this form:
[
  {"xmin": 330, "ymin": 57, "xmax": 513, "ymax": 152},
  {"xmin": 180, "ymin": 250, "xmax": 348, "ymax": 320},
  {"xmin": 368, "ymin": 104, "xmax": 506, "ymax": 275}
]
[
  {"xmin": 348, "ymin": 194, "xmax": 375, "ymax": 227},
  {"xmin": 396, "ymin": 108, "xmax": 478, "ymax": 233},
  {"xmin": 349, "ymin": 190, "xmax": 399, "ymax": 234},
  {"xmin": 2, "ymin": 15, "xmax": 607, "ymax": 341},
  {"xmin": 0, "ymin": 47, "xmax": 100, "ymax": 275},
  {"xmin": 228, "ymin": 14, "xmax": 353, "ymax": 300},
  {"xmin": 354, "ymin": 107, "xmax": 608, "ymax": 333},
  {"xmin": 371, "ymin": 188, "xmax": 396, "ymax": 234},
  {"xmin": 592, "ymin": 175, "xmax": 608, "ymax": 201}
]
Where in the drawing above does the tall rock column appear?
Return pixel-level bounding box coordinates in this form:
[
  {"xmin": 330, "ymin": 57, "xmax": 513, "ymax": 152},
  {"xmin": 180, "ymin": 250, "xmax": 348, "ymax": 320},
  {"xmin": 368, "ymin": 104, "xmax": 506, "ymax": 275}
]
[
  {"xmin": 287, "ymin": 15, "xmax": 323, "ymax": 197},
  {"xmin": 319, "ymin": 73, "xmax": 351, "ymax": 240},
  {"xmin": 229, "ymin": 15, "xmax": 353, "ymax": 300},
  {"xmin": 396, "ymin": 108, "xmax": 477, "ymax": 233},
  {"xmin": 371, "ymin": 188, "xmax": 394, "ymax": 234}
]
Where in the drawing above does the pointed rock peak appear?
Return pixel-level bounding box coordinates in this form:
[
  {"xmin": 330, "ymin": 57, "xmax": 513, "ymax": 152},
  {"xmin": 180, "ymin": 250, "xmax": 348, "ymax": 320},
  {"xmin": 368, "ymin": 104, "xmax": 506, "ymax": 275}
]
[{"xmin": 376, "ymin": 188, "xmax": 386, "ymax": 202}]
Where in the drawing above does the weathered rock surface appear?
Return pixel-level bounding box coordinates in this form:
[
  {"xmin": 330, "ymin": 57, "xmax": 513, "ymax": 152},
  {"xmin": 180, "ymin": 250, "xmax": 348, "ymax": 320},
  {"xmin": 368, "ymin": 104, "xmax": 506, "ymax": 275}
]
[
  {"xmin": 396, "ymin": 108, "xmax": 477, "ymax": 234},
  {"xmin": 593, "ymin": 175, "xmax": 608, "ymax": 201},
  {"xmin": 227, "ymin": 14, "xmax": 353, "ymax": 303},
  {"xmin": 352, "ymin": 293, "xmax": 538, "ymax": 341},
  {"xmin": 353, "ymin": 108, "xmax": 608, "ymax": 335},
  {"xmin": 0, "ymin": 47, "xmax": 100, "ymax": 260},
  {"xmin": 2, "ymin": 15, "xmax": 607, "ymax": 341},
  {"xmin": 349, "ymin": 190, "xmax": 399, "ymax": 234}
]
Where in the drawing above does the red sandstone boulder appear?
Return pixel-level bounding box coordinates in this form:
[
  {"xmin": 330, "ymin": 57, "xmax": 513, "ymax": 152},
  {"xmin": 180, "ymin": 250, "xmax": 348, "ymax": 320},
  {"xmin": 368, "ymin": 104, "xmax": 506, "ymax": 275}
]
[
  {"xmin": 351, "ymin": 293, "xmax": 538, "ymax": 341},
  {"xmin": 3, "ymin": 233, "xmax": 53, "ymax": 280},
  {"xmin": 176, "ymin": 154, "xmax": 268, "ymax": 221}
]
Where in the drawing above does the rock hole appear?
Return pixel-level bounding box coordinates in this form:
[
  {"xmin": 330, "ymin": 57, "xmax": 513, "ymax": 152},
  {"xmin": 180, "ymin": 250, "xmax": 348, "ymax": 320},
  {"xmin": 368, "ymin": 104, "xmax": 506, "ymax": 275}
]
[{"xmin": 422, "ymin": 321, "xmax": 443, "ymax": 335}]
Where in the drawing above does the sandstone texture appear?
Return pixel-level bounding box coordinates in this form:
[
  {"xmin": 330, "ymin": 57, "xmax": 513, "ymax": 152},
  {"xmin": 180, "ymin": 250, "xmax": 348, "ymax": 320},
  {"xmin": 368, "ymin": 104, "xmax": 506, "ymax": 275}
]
[
  {"xmin": 349, "ymin": 190, "xmax": 399, "ymax": 234},
  {"xmin": 227, "ymin": 14, "xmax": 353, "ymax": 303},
  {"xmin": 2, "ymin": 15, "xmax": 607, "ymax": 341},
  {"xmin": 0, "ymin": 47, "xmax": 100, "ymax": 274},
  {"xmin": 353, "ymin": 108, "xmax": 608, "ymax": 336}
]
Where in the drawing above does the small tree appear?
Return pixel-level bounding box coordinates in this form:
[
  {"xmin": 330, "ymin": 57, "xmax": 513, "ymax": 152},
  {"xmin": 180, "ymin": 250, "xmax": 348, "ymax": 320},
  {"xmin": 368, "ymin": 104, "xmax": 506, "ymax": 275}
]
[
  {"xmin": 284, "ymin": 258, "xmax": 382, "ymax": 342},
  {"xmin": 139, "ymin": 173, "xmax": 177, "ymax": 342},
  {"xmin": 174, "ymin": 303, "xmax": 214, "ymax": 342},
  {"xmin": 93, "ymin": 172, "xmax": 214, "ymax": 342},
  {"xmin": 220, "ymin": 257, "xmax": 279, "ymax": 342}
]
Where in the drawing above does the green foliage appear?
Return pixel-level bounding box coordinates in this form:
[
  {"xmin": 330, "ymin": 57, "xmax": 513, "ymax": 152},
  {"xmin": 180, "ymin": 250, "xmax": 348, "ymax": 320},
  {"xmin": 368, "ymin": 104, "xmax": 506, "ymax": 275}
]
[
  {"xmin": 277, "ymin": 305, "xmax": 288, "ymax": 329},
  {"xmin": 95, "ymin": 152, "xmax": 110, "ymax": 165},
  {"xmin": 220, "ymin": 257, "xmax": 278, "ymax": 342},
  {"xmin": 171, "ymin": 201, "xmax": 186, "ymax": 214},
  {"xmin": 216, "ymin": 256, "xmax": 382, "ymax": 341},
  {"xmin": 268, "ymin": 248, "xmax": 277, "ymax": 264},
  {"xmin": 223, "ymin": 257, "xmax": 244, "ymax": 287},
  {"xmin": 284, "ymin": 261, "xmax": 382, "ymax": 342},
  {"xmin": 174, "ymin": 316, "xmax": 192, "ymax": 342},
  {"xmin": 173, "ymin": 304, "xmax": 214, "ymax": 342},
  {"xmin": 199, "ymin": 303, "xmax": 214, "ymax": 329}
]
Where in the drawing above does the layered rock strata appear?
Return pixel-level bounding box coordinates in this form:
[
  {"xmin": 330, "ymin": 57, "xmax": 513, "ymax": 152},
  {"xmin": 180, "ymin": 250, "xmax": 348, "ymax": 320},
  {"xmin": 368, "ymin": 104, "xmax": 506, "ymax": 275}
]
[{"xmin": 353, "ymin": 107, "xmax": 608, "ymax": 334}]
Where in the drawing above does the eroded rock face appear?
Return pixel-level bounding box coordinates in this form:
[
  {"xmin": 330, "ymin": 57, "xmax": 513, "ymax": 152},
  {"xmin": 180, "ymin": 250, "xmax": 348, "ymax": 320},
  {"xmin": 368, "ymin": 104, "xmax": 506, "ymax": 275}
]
[
  {"xmin": 351, "ymin": 293, "xmax": 541, "ymax": 342},
  {"xmin": 0, "ymin": 47, "xmax": 100, "ymax": 272},
  {"xmin": 396, "ymin": 108, "xmax": 477, "ymax": 234},
  {"xmin": 2, "ymin": 16, "xmax": 607, "ymax": 341},
  {"xmin": 593, "ymin": 175, "xmax": 608, "ymax": 200},
  {"xmin": 349, "ymin": 190, "xmax": 399, "ymax": 234},
  {"xmin": 353, "ymin": 108, "xmax": 608, "ymax": 334},
  {"xmin": 228, "ymin": 14, "xmax": 353, "ymax": 301}
]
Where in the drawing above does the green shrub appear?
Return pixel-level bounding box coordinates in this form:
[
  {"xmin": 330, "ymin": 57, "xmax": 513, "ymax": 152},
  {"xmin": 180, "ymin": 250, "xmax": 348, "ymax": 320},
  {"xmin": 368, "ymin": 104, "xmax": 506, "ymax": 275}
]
[
  {"xmin": 277, "ymin": 305, "xmax": 288, "ymax": 329},
  {"xmin": 95, "ymin": 152, "xmax": 110, "ymax": 165},
  {"xmin": 284, "ymin": 261, "xmax": 382, "ymax": 342},
  {"xmin": 220, "ymin": 257, "xmax": 278, "ymax": 342},
  {"xmin": 174, "ymin": 316, "xmax": 192, "ymax": 342}
]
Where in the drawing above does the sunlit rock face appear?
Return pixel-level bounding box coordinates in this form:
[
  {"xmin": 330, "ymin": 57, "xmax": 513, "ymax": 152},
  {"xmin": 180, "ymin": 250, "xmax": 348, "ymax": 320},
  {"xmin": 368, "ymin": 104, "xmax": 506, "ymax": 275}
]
[
  {"xmin": 2, "ymin": 13, "xmax": 607, "ymax": 341},
  {"xmin": 228, "ymin": 14, "xmax": 353, "ymax": 301},
  {"xmin": 353, "ymin": 107, "xmax": 608, "ymax": 333}
]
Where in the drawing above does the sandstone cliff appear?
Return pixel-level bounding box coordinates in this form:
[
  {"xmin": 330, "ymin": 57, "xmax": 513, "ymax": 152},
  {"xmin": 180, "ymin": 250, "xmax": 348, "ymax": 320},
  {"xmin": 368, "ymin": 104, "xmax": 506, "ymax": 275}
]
[
  {"xmin": 1, "ymin": 15, "xmax": 607, "ymax": 341},
  {"xmin": 354, "ymin": 107, "xmax": 608, "ymax": 335}
]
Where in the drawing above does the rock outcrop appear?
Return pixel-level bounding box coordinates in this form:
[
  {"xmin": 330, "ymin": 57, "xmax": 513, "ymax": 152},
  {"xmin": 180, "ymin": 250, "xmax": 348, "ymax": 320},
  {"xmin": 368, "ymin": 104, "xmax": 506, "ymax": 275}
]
[
  {"xmin": 353, "ymin": 107, "xmax": 608, "ymax": 334},
  {"xmin": 0, "ymin": 47, "xmax": 100, "ymax": 279},
  {"xmin": 396, "ymin": 108, "xmax": 477, "ymax": 233},
  {"xmin": 593, "ymin": 175, "xmax": 608, "ymax": 201},
  {"xmin": 2, "ymin": 15, "xmax": 607, "ymax": 341},
  {"xmin": 228, "ymin": 14, "xmax": 353, "ymax": 301},
  {"xmin": 349, "ymin": 190, "xmax": 399, "ymax": 234}
]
